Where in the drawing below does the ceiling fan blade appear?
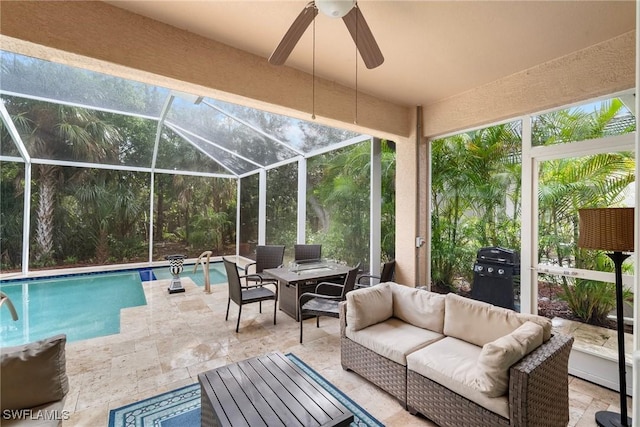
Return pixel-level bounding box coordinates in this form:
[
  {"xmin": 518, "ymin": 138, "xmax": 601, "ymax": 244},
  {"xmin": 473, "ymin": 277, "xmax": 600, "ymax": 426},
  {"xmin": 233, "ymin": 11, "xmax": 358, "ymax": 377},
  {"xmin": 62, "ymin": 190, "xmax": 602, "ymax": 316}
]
[
  {"xmin": 342, "ymin": 6, "xmax": 384, "ymax": 69},
  {"xmin": 269, "ymin": 2, "xmax": 318, "ymax": 66}
]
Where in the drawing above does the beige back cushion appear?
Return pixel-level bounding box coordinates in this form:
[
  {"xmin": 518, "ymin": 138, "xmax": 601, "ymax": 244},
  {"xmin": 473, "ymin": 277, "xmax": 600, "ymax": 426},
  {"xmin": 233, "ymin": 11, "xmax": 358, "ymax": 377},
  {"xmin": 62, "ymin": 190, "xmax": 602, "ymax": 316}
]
[
  {"xmin": 346, "ymin": 282, "xmax": 393, "ymax": 331},
  {"xmin": 0, "ymin": 334, "xmax": 69, "ymax": 411},
  {"xmin": 390, "ymin": 283, "xmax": 446, "ymax": 333},
  {"xmin": 474, "ymin": 321, "xmax": 544, "ymax": 397},
  {"xmin": 443, "ymin": 293, "xmax": 551, "ymax": 347}
]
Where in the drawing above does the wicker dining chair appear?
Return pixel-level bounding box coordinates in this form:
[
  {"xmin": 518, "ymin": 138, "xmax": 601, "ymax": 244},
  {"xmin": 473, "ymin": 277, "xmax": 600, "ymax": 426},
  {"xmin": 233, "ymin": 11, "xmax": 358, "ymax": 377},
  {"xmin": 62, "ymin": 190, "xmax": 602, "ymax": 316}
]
[
  {"xmin": 356, "ymin": 259, "xmax": 396, "ymax": 288},
  {"xmin": 298, "ymin": 265, "xmax": 359, "ymax": 343},
  {"xmin": 223, "ymin": 258, "xmax": 277, "ymax": 333},
  {"xmin": 242, "ymin": 245, "xmax": 285, "ymax": 287},
  {"xmin": 293, "ymin": 244, "xmax": 322, "ymax": 262}
]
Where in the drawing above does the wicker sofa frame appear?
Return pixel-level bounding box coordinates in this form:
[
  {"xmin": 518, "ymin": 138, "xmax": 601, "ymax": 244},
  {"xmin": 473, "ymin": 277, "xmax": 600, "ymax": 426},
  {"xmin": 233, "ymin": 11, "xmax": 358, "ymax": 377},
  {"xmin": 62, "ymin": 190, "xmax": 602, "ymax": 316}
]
[{"xmin": 339, "ymin": 301, "xmax": 575, "ymax": 427}]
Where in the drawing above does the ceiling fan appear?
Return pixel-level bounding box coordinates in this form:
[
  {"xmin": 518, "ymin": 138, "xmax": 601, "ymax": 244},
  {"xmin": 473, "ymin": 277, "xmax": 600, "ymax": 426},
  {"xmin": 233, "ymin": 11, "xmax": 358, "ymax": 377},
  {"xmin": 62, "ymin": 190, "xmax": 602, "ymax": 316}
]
[{"xmin": 268, "ymin": 0, "xmax": 384, "ymax": 69}]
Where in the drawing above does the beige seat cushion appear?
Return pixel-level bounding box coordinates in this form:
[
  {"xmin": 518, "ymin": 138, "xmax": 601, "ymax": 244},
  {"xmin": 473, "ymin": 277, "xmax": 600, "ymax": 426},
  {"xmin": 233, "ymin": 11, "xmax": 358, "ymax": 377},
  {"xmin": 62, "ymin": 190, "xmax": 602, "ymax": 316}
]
[
  {"xmin": 389, "ymin": 283, "xmax": 446, "ymax": 333},
  {"xmin": 475, "ymin": 321, "xmax": 544, "ymax": 397},
  {"xmin": 407, "ymin": 337, "xmax": 510, "ymax": 419},
  {"xmin": 0, "ymin": 334, "xmax": 69, "ymax": 412},
  {"xmin": 346, "ymin": 282, "xmax": 393, "ymax": 331},
  {"xmin": 443, "ymin": 293, "xmax": 551, "ymax": 347},
  {"xmin": 346, "ymin": 318, "xmax": 444, "ymax": 365}
]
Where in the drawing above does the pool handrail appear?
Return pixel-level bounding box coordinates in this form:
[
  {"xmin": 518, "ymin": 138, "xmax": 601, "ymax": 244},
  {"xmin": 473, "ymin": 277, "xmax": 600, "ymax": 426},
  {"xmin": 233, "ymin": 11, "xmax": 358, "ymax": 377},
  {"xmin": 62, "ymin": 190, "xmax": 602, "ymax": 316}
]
[{"xmin": 0, "ymin": 291, "xmax": 18, "ymax": 321}]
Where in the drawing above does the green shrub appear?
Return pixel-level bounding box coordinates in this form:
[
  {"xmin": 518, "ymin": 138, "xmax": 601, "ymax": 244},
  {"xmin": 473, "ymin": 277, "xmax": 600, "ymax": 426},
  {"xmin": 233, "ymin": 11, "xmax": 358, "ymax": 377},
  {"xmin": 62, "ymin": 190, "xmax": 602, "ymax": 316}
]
[{"xmin": 559, "ymin": 278, "xmax": 633, "ymax": 324}]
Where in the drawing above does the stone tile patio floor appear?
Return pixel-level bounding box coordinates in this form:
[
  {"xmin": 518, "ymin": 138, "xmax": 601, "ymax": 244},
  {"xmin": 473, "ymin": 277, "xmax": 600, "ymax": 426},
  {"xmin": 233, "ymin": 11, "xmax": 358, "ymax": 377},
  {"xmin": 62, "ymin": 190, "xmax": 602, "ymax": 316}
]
[{"xmin": 62, "ymin": 277, "xmax": 633, "ymax": 426}]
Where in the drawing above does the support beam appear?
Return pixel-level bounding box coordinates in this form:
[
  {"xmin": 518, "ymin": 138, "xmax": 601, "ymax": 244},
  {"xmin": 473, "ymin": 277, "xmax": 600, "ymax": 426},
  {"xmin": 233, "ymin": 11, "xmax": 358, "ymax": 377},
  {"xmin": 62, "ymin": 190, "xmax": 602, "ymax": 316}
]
[
  {"xmin": 0, "ymin": 1, "xmax": 410, "ymax": 139},
  {"xmin": 423, "ymin": 31, "xmax": 636, "ymax": 138}
]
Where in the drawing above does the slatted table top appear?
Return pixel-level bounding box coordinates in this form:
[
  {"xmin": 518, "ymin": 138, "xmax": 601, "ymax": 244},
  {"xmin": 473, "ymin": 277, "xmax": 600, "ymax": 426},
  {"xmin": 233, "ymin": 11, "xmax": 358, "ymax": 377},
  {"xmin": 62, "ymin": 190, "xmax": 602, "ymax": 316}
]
[{"xmin": 198, "ymin": 352, "xmax": 354, "ymax": 427}]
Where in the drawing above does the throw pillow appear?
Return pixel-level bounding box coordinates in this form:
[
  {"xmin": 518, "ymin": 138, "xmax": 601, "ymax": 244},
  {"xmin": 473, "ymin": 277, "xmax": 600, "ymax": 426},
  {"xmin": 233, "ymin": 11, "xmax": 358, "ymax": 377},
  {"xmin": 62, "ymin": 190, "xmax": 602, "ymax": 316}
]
[
  {"xmin": 474, "ymin": 321, "xmax": 544, "ymax": 397},
  {"xmin": 0, "ymin": 334, "xmax": 69, "ymax": 410},
  {"xmin": 346, "ymin": 282, "xmax": 393, "ymax": 331},
  {"xmin": 390, "ymin": 283, "xmax": 446, "ymax": 333}
]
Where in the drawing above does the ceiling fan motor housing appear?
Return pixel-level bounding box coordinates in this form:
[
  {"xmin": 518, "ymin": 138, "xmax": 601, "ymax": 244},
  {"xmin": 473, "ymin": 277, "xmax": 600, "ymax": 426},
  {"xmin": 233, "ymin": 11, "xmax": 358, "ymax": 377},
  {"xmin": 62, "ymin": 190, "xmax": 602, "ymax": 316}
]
[{"xmin": 315, "ymin": 0, "xmax": 356, "ymax": 18}]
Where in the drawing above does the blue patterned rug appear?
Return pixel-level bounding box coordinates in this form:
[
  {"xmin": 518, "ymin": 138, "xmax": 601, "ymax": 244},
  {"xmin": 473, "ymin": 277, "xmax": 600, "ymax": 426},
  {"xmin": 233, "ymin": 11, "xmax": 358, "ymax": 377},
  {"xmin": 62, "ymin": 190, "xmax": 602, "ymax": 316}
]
[{"xmin": 108, "ymin": 353, "xmax": 384, "ymax": 427}]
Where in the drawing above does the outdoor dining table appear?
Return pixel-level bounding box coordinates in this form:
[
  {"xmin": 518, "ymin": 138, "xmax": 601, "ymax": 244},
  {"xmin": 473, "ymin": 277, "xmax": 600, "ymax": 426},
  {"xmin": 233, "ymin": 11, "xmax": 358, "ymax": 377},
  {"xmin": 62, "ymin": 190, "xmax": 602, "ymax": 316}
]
[{"xmin": 263, "ymin": 260, "xmax": 352, "ymax": 321}]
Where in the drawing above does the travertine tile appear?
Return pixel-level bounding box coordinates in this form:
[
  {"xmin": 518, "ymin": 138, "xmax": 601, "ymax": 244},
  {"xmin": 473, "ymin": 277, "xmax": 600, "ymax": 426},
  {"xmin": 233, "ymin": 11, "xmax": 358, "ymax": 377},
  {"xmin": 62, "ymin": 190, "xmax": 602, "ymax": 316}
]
[{"xmin": 57, "ymin": 278, "xmax": 633, "ymax": 427}]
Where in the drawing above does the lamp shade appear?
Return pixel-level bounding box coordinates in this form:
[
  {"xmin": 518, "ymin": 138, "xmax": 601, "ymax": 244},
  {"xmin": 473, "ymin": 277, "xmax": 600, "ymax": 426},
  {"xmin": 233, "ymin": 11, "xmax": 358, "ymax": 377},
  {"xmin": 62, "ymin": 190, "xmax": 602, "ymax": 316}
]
[{"xmin": 578, "ymin": 207, "xmax": 635, "ymax": 252}]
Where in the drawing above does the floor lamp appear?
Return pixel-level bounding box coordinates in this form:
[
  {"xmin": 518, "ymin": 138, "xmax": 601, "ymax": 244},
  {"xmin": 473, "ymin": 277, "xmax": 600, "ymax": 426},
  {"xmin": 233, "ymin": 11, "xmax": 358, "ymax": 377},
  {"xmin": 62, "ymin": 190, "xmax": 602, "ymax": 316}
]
[{"xmin": 578, "ymin": 207, "xmax": 634, "ymax": 427}]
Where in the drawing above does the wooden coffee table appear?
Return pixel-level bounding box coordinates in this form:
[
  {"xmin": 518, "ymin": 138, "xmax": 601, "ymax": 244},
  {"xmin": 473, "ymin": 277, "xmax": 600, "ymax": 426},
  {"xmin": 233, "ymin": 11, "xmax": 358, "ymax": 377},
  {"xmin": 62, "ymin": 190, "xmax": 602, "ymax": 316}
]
[{"xmin": 198, "ymin": 352, "xmax": 353, "ymax": 427}]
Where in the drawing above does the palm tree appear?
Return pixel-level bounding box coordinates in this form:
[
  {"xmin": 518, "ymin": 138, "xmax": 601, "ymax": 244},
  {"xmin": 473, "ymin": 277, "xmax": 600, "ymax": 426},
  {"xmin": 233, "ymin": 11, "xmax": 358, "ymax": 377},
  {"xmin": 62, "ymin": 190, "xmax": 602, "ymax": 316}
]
[
  {"xmin": 306, "ymin": 139, "xmax": 395, "ymax": 268},
  {"xmin": 5, "ymin": 97, "xmax": 121, "ymax": 265},
  {"xmin": 431, "ymin": 123, "xmax": 521, "ymax": 288}
]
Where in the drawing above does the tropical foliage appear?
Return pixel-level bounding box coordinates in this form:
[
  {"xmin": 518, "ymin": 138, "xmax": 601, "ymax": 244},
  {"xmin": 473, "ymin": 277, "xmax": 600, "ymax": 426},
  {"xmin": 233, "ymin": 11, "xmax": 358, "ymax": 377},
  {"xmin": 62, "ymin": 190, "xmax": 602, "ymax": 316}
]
[
  {"xmin": 1, "ymin": 98, "xmax": 395, "ymax": 272},
  {"xmin": 431, "ymin": 123, "xmax": 521, "ymax": 289},
  {"xmin": 239, "ymin": 140, "xmax": 397, "ymax": 269},
  {"xmin": 431, "ymin": 99, "xmax": 636, "ymax": 324},
  {"xmin": 0, "ymin": 97, "xmax": 237, "ymax": 270},
  {"xmin": 307, "ymin": 140, "xmax": 396, "ymax": 269}
]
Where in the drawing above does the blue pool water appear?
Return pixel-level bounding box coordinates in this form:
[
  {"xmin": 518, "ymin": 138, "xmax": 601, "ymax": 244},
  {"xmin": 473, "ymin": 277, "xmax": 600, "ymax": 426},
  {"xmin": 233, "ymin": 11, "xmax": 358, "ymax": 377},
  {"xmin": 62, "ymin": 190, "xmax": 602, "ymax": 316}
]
[
  {"xmin": 152, "ymin": 262, "xmax": 226, "ymax": 287},
  {"xmin": 0, "ymin": 263, "xmax": 227, "ymax": 347},
  {"xmin": 0, "ymin": 271, "xmax": 146, "ymax": 347}
]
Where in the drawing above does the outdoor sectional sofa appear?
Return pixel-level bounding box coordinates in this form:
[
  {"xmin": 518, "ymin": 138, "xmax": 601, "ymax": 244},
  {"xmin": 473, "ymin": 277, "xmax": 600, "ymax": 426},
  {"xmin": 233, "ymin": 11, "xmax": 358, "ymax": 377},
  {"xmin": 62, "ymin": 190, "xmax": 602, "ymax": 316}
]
[{"xmin": 339, "ymin": 282, "xmax": 574, "ymax": 427}]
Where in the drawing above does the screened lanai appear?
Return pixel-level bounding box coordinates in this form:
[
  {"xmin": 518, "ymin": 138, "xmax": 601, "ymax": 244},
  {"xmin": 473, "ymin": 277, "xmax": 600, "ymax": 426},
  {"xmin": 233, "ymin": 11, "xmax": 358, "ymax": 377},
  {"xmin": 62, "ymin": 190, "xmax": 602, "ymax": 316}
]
[{"xmin": 0, "ymin": 51, "xmax": 393, "ymax": 275}]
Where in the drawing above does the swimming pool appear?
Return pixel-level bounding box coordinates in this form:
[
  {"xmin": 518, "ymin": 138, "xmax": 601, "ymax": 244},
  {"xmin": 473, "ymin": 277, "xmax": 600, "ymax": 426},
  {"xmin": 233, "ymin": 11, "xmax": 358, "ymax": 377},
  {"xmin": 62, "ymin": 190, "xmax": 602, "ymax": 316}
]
[
  {"xmin": 152, "ymin": 262, "xmax": 226, "ymax": 286},
  {"xmin": 0, "ymin": 263, "xmax": 227, "ymax": 347}
]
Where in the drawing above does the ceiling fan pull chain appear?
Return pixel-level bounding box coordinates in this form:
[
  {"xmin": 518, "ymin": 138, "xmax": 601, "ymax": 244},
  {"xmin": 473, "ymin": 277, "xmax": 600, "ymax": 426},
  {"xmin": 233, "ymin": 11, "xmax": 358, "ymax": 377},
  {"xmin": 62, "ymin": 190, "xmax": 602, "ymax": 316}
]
[
  {"xmin": 312, "ymin": 16, "xmax": 316, "ymax": 120},
  {"xmin": 354, "ymin": 3, "xmax": 358, "ymax": 124}
]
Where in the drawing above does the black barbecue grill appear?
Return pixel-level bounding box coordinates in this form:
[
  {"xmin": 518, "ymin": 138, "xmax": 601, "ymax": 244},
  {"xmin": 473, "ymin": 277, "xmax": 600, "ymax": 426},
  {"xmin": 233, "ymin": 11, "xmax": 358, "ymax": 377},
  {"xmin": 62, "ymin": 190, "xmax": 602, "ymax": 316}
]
[{"xmin": 471, "ymin": 247, "xmax": 520, "ymax": 310}]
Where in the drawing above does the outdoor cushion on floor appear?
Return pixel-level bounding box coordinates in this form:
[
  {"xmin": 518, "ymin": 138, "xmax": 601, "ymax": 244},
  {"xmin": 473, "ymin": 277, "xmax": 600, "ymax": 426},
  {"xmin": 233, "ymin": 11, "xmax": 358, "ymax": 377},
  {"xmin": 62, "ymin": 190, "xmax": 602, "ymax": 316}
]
[{"xmin": 0, "ymin": 334, "xmax": 69, "ymax": 411}]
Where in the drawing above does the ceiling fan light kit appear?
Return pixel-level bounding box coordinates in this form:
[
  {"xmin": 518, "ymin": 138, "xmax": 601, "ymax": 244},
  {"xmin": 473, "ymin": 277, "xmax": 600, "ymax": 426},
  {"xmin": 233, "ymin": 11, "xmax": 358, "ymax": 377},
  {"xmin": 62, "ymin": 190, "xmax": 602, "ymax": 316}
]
[{"xmin": 315, "ymin": 0, "xmax": 356, "ymax": 18}]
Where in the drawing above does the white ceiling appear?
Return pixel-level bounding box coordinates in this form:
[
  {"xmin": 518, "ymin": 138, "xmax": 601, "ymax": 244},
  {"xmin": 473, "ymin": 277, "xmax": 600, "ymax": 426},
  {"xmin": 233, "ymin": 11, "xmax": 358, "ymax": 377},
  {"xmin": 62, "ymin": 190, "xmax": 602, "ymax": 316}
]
[{"xmin": 104, "ymin": 1, "xmax": 636, "ymax": 109}]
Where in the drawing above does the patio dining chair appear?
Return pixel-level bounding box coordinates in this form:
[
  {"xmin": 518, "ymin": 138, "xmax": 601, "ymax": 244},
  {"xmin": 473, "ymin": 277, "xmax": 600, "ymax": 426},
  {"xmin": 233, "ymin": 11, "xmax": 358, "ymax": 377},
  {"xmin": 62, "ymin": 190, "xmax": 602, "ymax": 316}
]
[
  {"xmin": 298, "ymin": 265, "xmax": 359, "ymax": 343},
  {"xmin": 223, "ymin": 258, "xmax": 277, "ymax": 333},
  {"xmin": 242, "ymin": 245, "xmax": 285, "ymax": 287},
  {"xmin": 355, "ymin": 259, "xmax": 396, "ymax": 288},
  {"xmin": 294, "ymin": 244, "xmax": 322, "ymax": 262}
]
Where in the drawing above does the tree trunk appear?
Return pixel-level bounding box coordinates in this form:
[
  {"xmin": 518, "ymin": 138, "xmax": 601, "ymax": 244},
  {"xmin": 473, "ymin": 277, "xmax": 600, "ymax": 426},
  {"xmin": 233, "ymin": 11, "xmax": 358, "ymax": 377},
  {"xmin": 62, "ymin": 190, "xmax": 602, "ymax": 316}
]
[
  {"xmin": 307, "ymin": 195, "xmax": 329, "ymax": 232},
  {"xmin": 95, "ymin": 226, "xmax": 109, "ymax": 263},
  {"xmin": 34, "ymin": 164, "xmax": 56, "ymax": 265},
  {"xmin": 156, "ymin": 186, "xmax": 164, "ymax": 240}
]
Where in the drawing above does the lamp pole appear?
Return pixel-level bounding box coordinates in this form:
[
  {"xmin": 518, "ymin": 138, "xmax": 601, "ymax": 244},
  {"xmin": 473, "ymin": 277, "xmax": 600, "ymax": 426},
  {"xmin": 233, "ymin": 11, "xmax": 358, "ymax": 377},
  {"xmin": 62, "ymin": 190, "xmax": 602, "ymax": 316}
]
[{"xmin": 595, "ymin": 251, "xmax": 631, "ymax": 427}]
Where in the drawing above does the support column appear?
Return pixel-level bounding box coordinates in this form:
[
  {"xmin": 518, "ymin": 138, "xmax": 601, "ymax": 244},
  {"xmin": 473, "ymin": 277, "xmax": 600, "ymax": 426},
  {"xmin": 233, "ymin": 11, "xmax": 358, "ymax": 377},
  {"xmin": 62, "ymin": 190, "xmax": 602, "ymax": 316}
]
[
  {"xmin": 236, "ymin": 178, "xmax": 241, "ymax": 256},
  {"xmin": 520, "ymin": 116, "xmax": 536, "ymax": 314},
  {"xmin": 395, "ymin": 107, "xmax": 419, "ymax": 285},
  {"xmin": 632, "ymin": 1, "xmax": 639, "ymax": 422},
  {"xmin": 370, "ymin": 138, "xmax": 381, "ymax": 275},
  {"xmin": 21, "ymin": 163, "xmax": 31, "ymax": 274},
  {"xmin": 258, "ymin": 169, "xmax": 267, "ymax": 245},
  {"xmin": 297, "ymin": 157, "xmax": 307, "ymax": 244}
]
